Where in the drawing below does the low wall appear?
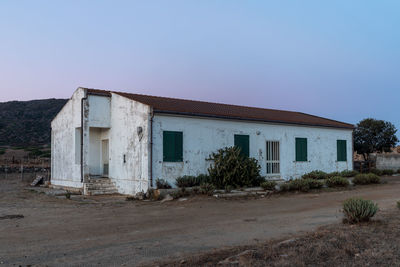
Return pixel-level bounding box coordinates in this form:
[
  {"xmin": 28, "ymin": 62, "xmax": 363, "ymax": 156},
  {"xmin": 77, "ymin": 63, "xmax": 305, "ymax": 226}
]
[{"xmin": 376, "ymin": 154, "xmax": 400, "ymax": 171}]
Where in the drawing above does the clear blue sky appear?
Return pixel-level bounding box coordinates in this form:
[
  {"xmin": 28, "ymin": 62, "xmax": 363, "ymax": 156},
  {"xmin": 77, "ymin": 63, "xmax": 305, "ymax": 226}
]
[{"xmin": 0, "ymin": 0, "xmax": 399, "ymax": 130}]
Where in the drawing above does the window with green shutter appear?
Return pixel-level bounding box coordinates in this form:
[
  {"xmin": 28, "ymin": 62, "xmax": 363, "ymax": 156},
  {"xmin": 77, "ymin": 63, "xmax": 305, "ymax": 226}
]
[
  {"xmin": 234, "ymin": 134, "xmax": 249, "ymax": 157},
  {"xmin": 337, "ymin": 140, "xmax": 347, "ymax": 162},
  {"xmin": 295, "ymin": 138, "xmax": 307, "ymax": 162},
  {"xmin": 163, "ymin": 131, "xmax": 183, "ymax": 162}
]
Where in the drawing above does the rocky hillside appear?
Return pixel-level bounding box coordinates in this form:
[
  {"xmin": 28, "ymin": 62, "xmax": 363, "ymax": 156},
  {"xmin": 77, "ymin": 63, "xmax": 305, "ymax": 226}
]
[{"xmin": 0, "ymin": 98, "xmax": 68, "ymax": 147}]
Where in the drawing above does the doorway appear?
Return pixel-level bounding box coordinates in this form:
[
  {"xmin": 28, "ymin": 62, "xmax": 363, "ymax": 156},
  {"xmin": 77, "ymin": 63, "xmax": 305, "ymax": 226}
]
[
  {"xmin": 266, "ymin": 140, "xmax": 280, "ymax": 177},
  {"xmin": 102, "ymin": 139, "xmax": 109, "ymax": 177}
]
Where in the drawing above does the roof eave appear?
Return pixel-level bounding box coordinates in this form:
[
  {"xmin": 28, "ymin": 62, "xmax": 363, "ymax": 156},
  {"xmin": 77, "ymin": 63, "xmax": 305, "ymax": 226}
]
[{"xmin": 153, "ymin": 110, "xmax": 355, "ymax": 130}]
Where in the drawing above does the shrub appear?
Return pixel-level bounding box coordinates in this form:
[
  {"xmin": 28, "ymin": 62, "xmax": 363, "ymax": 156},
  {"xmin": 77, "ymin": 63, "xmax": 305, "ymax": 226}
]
[
  {"xmin": 225, "ymin": 185, "xmax": 233, "ymax": 193},
  {"xmin": 305, "ymin": 179, "xmax": 325, "ymax": 189},
  {"xmin": 382, "ymin": 169, "xmax": 395, "ymax": 176},
  {"xmin": 289, "ymin": 179, "xmax": 311, "ymax": 192},
  {"xmin": 370, "ymin": 169, "xmax": 383, "ymax": 176},
  {"xmin": 340, "ymin": 170, "xmax": 359, "ymax": 177},
  {"xmin": 302, "ymin": 170, "xmax": 327, "ymax": 180},
  {"xmin": 282, "ymin": 178, "xmax": 323, "ymax": 192},
  {"xmin": 326, "ymin": 176, "xmax": 350, "ymax": 187},
  {"xmin": 207, "ymin": 147, "xmax": 262, "ymax": 189},
  {"xmin": 156, "ymin": 179, "xmax": 172, "ymax": 189},
  {"xmin": 175, "ymin": 174, "xmax": 210, "ymax": 188},
  {"xmin": 353, "ymin": 173, "xmax": 381, "ymax": 185},
  {"xmin": 171, "ymin": 188, "xmax": 190, "ymax": 199},
  {"xmin": 342, "ymin": 198, "xmax": 378, "ymax": 223},
  {"xmin": 199, "ymin": 183, "xmax": 215, "ymax": 196},
  {"xmin": 366, "ymin": 173, "xmax": 381, "ymax": 184},
  {"xmin": 397, "ymin": 201, "xmax": 400, "ymax": 209},
  {"xmin": 260, "ymin": 180, "xmax": 277, "ymax": 191},
  {"xmin": 326, "ymin": 171, "xmax": 340, "ymax": 179},
  {"xmin": 279, "ymin": 183, "xmax": 290, "ymax": 192}
]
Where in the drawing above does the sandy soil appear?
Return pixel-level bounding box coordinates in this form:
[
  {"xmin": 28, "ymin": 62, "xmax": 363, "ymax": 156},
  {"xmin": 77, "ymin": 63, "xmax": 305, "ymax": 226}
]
[{"xmin": 1, "ymin": 175, "xmax": 400, "ymax": 266}]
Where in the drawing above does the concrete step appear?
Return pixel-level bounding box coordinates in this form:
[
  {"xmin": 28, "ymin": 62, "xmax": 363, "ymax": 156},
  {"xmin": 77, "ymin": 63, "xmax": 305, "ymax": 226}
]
[
  {"xmin": 87, "ymin": 189, "xmax": 118, "ymax": 196},
  {"xmin": 85, "ymin": 185, "xmax": 116, "ymax": 190},
  {"xmin": 84, "ymin": 178, "xmax": 118, "ymax": 195},
  {"xmin": 85, "ymin": 182, "xmax": 114, "ymax": 187},
  {"xmin": 87, "ymin": 179, "xmax": 111, "ymax": 184}
]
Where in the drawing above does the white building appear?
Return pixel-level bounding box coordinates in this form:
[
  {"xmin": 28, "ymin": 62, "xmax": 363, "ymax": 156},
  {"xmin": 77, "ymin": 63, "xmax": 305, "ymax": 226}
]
[{"xmin": 51, "ymin": 87, "xmax": 354, "ymax": 195}]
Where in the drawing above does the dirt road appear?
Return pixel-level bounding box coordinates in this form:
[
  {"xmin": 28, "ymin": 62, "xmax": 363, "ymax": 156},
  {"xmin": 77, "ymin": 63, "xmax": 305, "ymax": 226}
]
[{"xmin": 1, "ymin": 176, "xmax": 399, "ymax": 266}]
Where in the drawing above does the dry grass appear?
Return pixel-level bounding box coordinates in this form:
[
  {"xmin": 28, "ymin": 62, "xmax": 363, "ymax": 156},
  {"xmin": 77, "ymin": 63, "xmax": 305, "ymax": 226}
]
[{"xmin": 154, "ymin": 210, "xmax": 400, "ymax": 267}]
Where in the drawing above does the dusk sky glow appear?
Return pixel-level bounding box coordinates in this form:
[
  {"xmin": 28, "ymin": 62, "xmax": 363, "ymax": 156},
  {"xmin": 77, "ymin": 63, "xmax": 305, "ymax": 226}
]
[{"xmin": 0, "ymin": 1, "xmax": 399, "ymax": 130}]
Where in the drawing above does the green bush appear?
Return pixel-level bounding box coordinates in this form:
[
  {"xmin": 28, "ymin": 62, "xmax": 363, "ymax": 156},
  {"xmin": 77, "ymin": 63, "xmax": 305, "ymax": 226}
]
[
  {"xmin": 366, "ymin": 173, "xmax": 381, "ymax": 184},
  {"xmin": 279, "ymin": 183, "xmax": 290, "ymax": 192},
  {"xmin": 382, "ymin": 169, "xmax": 395, "ymax": 176},
  {"xmin": 156, "ymin": 179, "xmax": 172, "ymax": 189},
  {"xmin": 340, "ymin": 170, "xmax": 359, "ymax": 177},
  {"xmin": 353, "ymin": 173, "xmax": 381, "ymax": 185},
  {"xmin": 343, "ymin": 198, "xmax": 378, "ymax": 223},
  {"xmin": 199, "ymin": 183, "xmax": 215, "ymax": 196},
  {"xmin": 397, "ymin": 201, "xmax": 400, "ymax": 210},
  {"xmin": 281, "ymin": 178, "xmax": 323, "ymax": 192},
  {"xmin": 224, "ymin": 185, "xmax": 233, "ymax": 193},
  {"xmin": 302, "ymin": 170, "xmax": 327, "ymax": 180},
  {"xmin": 326, "ymin": 171, "xmax": 340, "ymax": 179},
  {"xmin": 175, "ymin": 174, "xmax": 210, "ymax": 188},
  {"xmin": 370, "ymin": 169, "xmax": 383, "ymax": 176},
  {"xmin": 326, "ymin": 176, "xmax": 350, "ymax": 187},
  {"xmin": 171, "ymin": 188, "xmax": 190, "ymax": 199},
  {"xmin": 306, "ymin": 179, "xmax": 325, "ymax": 189},
  {"xmin": 260, "ymin": 180, "xmax": 277, "ymax": 191},
  {"xmin": 207, "ymin": 147, "xmax": 262, "ymax": 189}
]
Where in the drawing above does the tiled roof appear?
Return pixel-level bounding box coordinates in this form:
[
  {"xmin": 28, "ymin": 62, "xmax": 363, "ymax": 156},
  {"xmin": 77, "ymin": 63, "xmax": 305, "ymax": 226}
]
[{"xmin": 86, "ymin": 88, "xmax": 354, "ymax": 129}]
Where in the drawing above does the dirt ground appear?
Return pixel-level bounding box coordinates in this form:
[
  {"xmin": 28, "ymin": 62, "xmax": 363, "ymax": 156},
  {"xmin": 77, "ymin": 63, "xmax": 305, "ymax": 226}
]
[
  {"xmin": 157, "ymin": 210, "xmax": 400, "ymax": 267},
  {"xmin": 1, "ymin": 175, "xmax": 400, "ymax": 266}
]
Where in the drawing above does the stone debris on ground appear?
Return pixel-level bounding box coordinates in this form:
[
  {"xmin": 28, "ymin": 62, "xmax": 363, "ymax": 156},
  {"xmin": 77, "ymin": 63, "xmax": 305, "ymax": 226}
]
[
  {"xmin": 30, "ymin": 176, "xmax": 44, "ymax": 187},
  {"xmin": 217, "ymin": 249, "xmax": 257, "ymax": 266},
  {"xmin": 161, "ymin": 194, "xmax": 173, "ymax": 203}
]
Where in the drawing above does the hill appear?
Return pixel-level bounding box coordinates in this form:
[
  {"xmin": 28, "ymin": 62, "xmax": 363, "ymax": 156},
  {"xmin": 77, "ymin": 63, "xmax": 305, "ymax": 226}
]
[{"xmin": 0, "ymin": 98, "xmax": 68, "ymax": 147}]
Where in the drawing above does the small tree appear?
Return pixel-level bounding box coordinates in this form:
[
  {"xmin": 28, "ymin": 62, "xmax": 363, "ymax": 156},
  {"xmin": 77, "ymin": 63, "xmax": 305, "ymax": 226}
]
[
  {"xmin": 354, "ymin": 118, "xmax": 398, "ymax": 160},
  {"xmin": 207, "ymin": 146, "xmax": 262, "ymax": 189}
]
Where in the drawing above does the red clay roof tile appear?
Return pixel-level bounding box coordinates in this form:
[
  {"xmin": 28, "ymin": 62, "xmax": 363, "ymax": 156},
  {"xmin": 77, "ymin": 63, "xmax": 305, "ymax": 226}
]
[{"xmin": 86, "ymin": 88, "xmax": 354, "ymax": 129}]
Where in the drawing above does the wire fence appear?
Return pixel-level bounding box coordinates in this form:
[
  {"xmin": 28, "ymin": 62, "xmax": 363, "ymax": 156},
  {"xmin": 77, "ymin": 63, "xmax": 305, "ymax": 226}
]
[{"xmin": 0, "ymin": 165, "xmax": 50, "ymax": 183}]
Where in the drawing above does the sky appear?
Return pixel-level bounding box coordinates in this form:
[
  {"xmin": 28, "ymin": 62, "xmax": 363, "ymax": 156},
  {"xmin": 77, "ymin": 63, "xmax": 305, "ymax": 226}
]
[{"xmin": 0, "ymin": 0, "xmax": 399, "ymax": 130}]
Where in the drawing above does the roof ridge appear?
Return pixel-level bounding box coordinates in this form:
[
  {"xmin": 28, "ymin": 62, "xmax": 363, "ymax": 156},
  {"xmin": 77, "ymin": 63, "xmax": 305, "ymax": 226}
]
[{"xmin": 93, "ymin": 88, "xmax": 304, "ymax": 115}]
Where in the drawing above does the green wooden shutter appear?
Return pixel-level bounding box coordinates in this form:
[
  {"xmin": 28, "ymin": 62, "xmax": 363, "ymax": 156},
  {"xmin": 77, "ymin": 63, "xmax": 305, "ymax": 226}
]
[
  {"xmin": 174, "ymin": 132, "xmax": 183, "ymax": 161},
  {"xmin": 163, "ymin": 131, "xmax": 183, "ymax": 162},
  {"xmin": 296, "ymin": 138, "xmax": 307, "ymax": 162},
  {"xmin": 337, "ymin": 140, "xmax": 347, "ymax": 161},
  {"xmin": 234, "ymin": 134, "xmax": 249, "ymax": 157}
]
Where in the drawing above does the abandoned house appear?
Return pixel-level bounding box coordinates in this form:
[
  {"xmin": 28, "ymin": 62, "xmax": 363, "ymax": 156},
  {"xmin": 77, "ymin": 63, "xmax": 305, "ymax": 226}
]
[{"xmin": 51, "ymin": 87, "xmax": 354, "ymax": 195}]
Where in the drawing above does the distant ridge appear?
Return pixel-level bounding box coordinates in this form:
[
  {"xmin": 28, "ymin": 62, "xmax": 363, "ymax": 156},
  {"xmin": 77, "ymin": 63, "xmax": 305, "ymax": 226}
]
[{"xmin": 0, "ymin": 98, "xmax": 68, "ymax": 147}]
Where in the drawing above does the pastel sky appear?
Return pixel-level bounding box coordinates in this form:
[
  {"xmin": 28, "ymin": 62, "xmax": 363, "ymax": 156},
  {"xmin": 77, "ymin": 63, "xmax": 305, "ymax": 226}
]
[{"xmin": 0, "ymin": 1, "xmax": 399, "ymax": 131}]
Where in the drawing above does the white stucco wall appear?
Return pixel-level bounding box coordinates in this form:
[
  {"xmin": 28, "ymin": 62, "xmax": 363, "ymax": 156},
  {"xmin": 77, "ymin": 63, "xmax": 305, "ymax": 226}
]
[
  {"xmin": 52, "ymin": 88, "xmax": 353, "ymax": 195},
  {"xmin": 152, "ymin": 114, "xmax": 353, "ymax": 186},
  {"xmin": 51, "ymin": 88, "xmax": 85, "ymax": 188},
  {"xmin": 108, "ymin": 93, "xmax": 151, "ymax": 195},
  {"xmin": 375, "ymin": 154, "xmax": 400, "ymax": 171}
]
